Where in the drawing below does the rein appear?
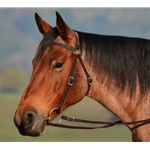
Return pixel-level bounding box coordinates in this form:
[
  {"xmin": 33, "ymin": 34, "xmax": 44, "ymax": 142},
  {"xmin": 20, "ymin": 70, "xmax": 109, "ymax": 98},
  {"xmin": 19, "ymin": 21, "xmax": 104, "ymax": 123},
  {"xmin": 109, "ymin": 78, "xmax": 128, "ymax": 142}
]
[
  {"xmin": 47, "ymin": 32, "xmax": 150, "ymax": 131},
  {"xmin": 48, "ymin": 114, "xmax": 150, "ymax": 131}
]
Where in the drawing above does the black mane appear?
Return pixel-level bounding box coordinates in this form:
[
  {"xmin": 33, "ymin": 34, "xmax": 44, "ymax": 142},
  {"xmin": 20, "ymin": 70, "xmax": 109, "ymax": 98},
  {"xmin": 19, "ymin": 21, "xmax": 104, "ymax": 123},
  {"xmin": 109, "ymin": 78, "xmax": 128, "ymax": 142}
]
[{"xmin": 77, "ymin": 31, "xmax": 150, "ymax": 97}]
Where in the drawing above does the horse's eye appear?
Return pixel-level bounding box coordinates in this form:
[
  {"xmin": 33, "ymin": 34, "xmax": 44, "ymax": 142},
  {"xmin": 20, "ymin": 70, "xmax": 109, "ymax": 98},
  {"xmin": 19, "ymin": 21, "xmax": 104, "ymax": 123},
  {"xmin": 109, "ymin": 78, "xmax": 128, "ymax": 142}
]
[
  {"xmin": 55, "ymin": 63, "xmax": 63, "ymax": 68},
  {"xmin": 53, "ymin": 62, "xmax": 63, "ymax": 70}
]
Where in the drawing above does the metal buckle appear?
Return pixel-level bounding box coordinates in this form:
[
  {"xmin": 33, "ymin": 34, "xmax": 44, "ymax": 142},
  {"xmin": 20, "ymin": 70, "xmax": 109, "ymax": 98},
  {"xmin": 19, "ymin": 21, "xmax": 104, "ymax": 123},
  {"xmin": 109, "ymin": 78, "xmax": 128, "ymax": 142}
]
[
  {"xmin": 67, "ymin": 116, "xmax": 75, "ymax": 122},
  {"xmin": 88, "ymin": 77, "xmax": 92, "ymax": 85},
  {"xmin": 73, "ymin": 49, "xmax": 81, "ymax": 57},
  {"xmin": 68, "ymin": 76, "xmax": 74, "ymax": 86}
]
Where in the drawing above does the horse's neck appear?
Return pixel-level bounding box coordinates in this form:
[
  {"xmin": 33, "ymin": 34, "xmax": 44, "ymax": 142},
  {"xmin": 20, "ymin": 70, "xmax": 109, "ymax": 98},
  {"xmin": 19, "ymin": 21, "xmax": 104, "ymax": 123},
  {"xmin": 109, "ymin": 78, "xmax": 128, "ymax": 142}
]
[
  {"xmin": 82, "ymin": 49, "xmax": 150, "ymax": 141},
  {"xmin": 87, "ymin": 74, "xmax": 132, "ymax": 122}
]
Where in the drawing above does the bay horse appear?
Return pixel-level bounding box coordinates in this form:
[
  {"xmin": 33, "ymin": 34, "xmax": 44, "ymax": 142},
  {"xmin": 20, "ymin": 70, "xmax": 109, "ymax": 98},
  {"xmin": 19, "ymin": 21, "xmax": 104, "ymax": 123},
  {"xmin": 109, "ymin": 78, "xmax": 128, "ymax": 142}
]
[{"xmin": 14, "ymin": 11, "xmax": 150, "ymax": 142}]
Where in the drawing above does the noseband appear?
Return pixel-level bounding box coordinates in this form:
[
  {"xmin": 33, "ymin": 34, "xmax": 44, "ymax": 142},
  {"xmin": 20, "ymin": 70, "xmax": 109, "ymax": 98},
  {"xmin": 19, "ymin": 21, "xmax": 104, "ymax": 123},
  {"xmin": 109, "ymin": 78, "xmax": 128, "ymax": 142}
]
[{"xmin": 47, "ymin": 32, "xmax": 150, "ymax": 131}]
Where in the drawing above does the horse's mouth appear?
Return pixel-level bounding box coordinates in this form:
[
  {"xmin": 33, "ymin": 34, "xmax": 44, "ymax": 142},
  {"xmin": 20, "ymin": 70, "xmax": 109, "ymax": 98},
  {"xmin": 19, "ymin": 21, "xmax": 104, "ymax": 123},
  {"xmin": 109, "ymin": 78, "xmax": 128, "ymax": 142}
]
[
  {"xmin": 14, "ymin": 110, "xmax": 57, "ymax": 137},
  {"xmin": 14, "ymin": 113, "xmax": 48, "ymax": 137},
  {"xmin": 19, "ymin": 119, "xmax": 47, "ymax": 137}
]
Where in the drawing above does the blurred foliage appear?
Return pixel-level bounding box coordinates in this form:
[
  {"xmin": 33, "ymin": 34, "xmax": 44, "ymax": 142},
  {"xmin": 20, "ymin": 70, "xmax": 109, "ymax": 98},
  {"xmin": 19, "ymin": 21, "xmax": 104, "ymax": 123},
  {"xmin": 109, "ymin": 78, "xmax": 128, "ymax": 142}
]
[{"xmin": 0, "ymin": 67, "xmax": 28, "ymax": 93}]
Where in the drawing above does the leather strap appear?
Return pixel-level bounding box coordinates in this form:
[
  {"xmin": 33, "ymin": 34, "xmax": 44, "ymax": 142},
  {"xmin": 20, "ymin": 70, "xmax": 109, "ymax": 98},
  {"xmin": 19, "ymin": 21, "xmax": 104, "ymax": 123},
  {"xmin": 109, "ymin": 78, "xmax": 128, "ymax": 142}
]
[
  {"xmin": 78, "ymin": 57, "xmax": 92, "ymax": 95},
  {"xmin": 56, "ymin": 56, "xmax": 77, "ymax": 111},
  {"xmin": 47, "ymin": 114, "xmax": 150, "ymax": 131},
  {"xmin": 61, "ymin": 115, "xmax": 150, "ymax": 131}
]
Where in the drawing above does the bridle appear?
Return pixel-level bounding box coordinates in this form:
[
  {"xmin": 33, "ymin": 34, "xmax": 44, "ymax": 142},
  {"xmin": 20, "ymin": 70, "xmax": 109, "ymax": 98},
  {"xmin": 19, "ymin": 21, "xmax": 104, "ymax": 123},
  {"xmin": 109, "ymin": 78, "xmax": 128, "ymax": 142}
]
[
  {"xmin": 49, "ymin": 32, "xmax": 92, "ymax": 114},
  {"xmin": 47, "ymin": 32, "xmax": 150, "ymax": 131}
]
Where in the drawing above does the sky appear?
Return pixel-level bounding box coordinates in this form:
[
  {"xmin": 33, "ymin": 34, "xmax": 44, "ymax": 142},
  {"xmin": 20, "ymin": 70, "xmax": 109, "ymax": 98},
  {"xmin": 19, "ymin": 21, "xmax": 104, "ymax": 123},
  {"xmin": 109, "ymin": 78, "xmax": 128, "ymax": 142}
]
[{"xmin": 1, "ymin": 0, "xmax": 150, "ymax": 7}]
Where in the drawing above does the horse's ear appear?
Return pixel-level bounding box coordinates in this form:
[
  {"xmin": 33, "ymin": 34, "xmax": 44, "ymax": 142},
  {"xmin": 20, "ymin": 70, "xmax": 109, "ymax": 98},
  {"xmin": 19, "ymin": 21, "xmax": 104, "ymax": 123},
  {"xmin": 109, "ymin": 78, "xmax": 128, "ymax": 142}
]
[
  {"xmin": 56, "ymin": 11, "xmax": 74, "ymax": 41},
  {"xmin": 35, "ymin": 13, "xmax": 52, "ymax": 35}
]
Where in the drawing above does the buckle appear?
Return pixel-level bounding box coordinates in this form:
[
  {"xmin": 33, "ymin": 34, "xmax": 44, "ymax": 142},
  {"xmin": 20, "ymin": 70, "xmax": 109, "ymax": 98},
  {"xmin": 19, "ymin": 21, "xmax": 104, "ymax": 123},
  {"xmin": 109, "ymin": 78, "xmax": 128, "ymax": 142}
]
[
  {"xmin": 68, "ymin": 76, "xmax": 74, "ymax": 86},
  {"xmin": 73, "ymin": 49, "xmax": 81, "ymax": 57},
  {"xmin": 88, "ymin": 77, "xmax": 92, "ymax": 85},
  {"xmin": 66, "ymin": 116, "xmax": 75, "ymax": 122}
]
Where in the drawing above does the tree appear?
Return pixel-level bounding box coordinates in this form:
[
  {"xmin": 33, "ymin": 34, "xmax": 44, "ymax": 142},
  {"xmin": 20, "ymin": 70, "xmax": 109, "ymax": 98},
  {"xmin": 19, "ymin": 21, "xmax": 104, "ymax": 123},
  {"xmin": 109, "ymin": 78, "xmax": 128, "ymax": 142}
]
[{"xmin": 0, "ymin": 68, "xmax": 29, "ymax": 93}]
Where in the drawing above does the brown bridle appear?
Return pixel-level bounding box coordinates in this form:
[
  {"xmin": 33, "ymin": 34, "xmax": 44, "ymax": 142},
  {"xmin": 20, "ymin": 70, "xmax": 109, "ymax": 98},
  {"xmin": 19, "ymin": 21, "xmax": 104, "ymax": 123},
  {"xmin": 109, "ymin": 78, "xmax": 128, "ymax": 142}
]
[
  {"xmin": 47, "ymin": 32, "xmax": 150, "ymax": 131},
  {"xmin": 48, "ymin": 32, "xmax": 92, "ymax": 114}
]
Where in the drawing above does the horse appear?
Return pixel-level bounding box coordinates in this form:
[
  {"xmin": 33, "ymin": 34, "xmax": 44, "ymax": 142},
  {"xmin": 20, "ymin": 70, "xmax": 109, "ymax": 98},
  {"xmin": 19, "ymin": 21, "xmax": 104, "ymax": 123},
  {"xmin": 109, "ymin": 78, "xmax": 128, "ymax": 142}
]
[{"xmin": 14, "ymin": 11, "xmax": 150, "ymax": 142}]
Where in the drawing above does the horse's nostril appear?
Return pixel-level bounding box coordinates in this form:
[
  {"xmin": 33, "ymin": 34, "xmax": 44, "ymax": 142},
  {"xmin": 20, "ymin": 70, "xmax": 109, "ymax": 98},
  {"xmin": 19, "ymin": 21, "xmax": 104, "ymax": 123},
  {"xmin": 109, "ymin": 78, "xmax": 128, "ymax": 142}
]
[{"xmin": 23, "ymin": 111, "xmax": 36, "ymax": 129}]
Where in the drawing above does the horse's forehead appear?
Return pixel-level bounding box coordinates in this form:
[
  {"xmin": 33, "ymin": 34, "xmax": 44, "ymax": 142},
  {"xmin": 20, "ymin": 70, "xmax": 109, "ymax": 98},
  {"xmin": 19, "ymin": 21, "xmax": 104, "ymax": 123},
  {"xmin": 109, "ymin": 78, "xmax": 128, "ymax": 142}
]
[{"xmin": 33, "ymin": 44, "xmax": 70, "ymax": 68}]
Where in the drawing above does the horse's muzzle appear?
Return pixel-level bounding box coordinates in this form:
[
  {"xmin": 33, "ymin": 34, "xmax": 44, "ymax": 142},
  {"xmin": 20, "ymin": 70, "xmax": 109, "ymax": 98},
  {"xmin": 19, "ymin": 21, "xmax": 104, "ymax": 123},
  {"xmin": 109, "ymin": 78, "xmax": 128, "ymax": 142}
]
[{"xmin": 14, "ymin": 110, "xmax": 47, "ymax": 136}]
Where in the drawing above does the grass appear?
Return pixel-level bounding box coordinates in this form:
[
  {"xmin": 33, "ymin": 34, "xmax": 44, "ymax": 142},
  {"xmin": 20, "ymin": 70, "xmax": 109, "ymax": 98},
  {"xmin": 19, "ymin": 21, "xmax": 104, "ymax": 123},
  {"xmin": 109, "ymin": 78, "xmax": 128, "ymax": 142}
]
[{"xmin": 0, "ymin": 92, "xmax": 132, "ymax": 142}]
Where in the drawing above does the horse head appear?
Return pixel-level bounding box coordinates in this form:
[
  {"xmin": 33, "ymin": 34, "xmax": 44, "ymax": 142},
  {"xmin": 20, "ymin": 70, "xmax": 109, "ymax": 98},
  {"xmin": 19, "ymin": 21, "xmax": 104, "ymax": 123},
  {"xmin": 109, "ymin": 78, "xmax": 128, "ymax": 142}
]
[{"xmin": 14, "ymin": 12, "xmax": 88, "ymax": 136}]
